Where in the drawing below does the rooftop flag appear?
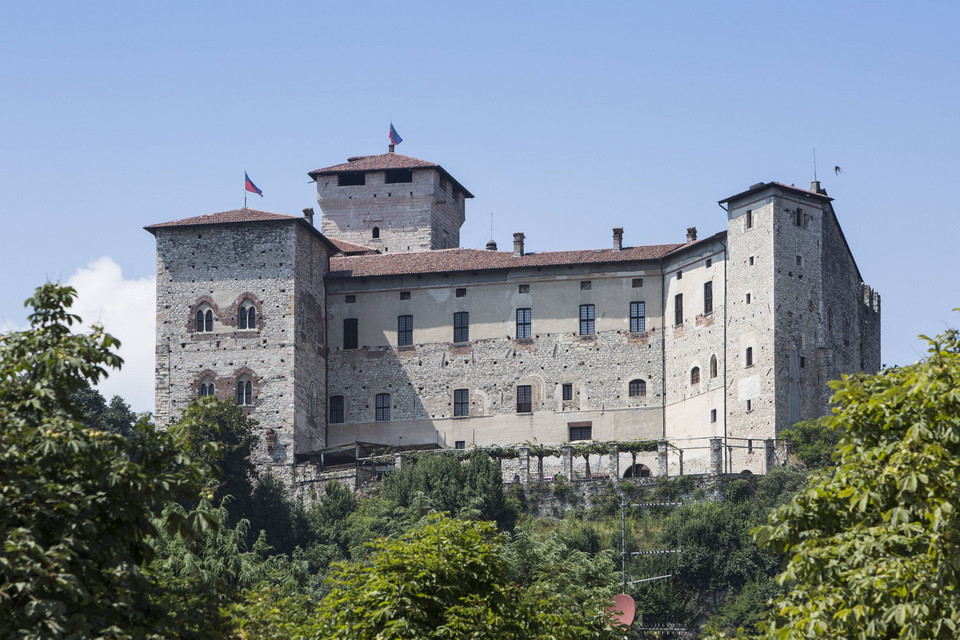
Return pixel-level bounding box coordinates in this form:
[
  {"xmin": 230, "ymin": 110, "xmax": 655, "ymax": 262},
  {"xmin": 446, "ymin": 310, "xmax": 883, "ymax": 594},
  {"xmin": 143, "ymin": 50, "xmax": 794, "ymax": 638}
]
[
  {"xmin": 389, "ymin": 123, "xmax": 403, "ymax": 146},
  {"xmin": 245, "ymin": 172, "xmax": 263, "ymax": 197}
]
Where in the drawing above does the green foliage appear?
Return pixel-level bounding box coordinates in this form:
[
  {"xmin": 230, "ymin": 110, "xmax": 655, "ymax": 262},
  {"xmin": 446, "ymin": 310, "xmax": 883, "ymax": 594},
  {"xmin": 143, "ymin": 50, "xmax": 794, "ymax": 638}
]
[
  {"xmin": 739, "ymin": 327, "xmax": 960, "ymax": 639},
  {"xmin": 308, "ymin": 514, "xmax": 626, "ymax": 640},
  {"xmin": 778, "ymin": 417, "xmax": 841, "ymax": 468},
  {"xmin": 0, "ymin": 284, "xmax": 214, "ymax": 639}
]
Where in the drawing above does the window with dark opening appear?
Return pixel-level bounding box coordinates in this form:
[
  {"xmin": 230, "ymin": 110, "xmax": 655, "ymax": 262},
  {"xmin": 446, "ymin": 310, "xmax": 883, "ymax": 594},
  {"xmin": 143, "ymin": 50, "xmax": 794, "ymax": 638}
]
[
  {"xmin": 516, "ymin": 308, "xmax": 531, "ymax": 339},
  {"xmin": 454, "ymin": 389, "xmax": 469, "ymax": 417},
  {"xmin": 338, "ymin": 172, "xmax": 365, "ymax": 186},
  {"xmin": 711, "ymin": 409, "xmax": 717, "ymax": 423},
  {"xmin": 745, "ymin": 209, "xmax": 753, "ymax": 229},
  {"xmin": 199, "ymin": 378, "xmax": 214, "ymax": 398},
  {"xmin": 677, "ymin": 270, "xmax": 683, "ymax": 280},
  {"xmin": 196, "ymin": 307, "xmax": 213, "ymax": 332},
  {"xmin": 329, "ymin": 396, "xmax": 344, "ymax": 423},
  {"xmin": 397, "ymin": 315, "xmax": 413, "ymax": 346},
  {"xmin": 236, "ymin": 378, "xmax": 252, "ymax": 406},
  {"xmin": 630, "ymin": 301, "xmax": 645, "ymax": 332},
  {"xmin": 579, "ymin": 304, "xmax": 595, "ymax": 335},
  {"xmin": 629, "ymin": 379, "xmax": 646, "ymax": 397},
  {"xmin": 455, "ymin": 441, "xmax": 465, "ymax": 450},
  {"xmin": 746, "ymin": 293, "xmax": 752, "ymax": 304},
  {"xmin": 345, "ymin": 295, "xmax": 356, "ymax": 303},
  {"xmin": 632, "ymin": 278, "xmax": 644, "ymax": 288},
  {"xmin": 562, "ymin": 383, "xmax": 573, "ymax": 401},
  {"xmin": 516, "ymin": 385, "xmax": 532, "ymax": 413},
  {"xmin": 372, "ymin": 227, "xmax": 380, "ymax": 239},
  {"xmin": 674, "ymin": 294, "xmax": 683, "ymax": 326},
  {"xmin": 746, "ymin": 347, "xmax": 754, "ymax": 367},
  {"xmin": 569, "ymin": 424, "xmax": 592, "ymax": 441},
  {"xmin": 519, "ymin": 284, "xmax": 530, "ymax": 293},
  {"xmin": 746, "ymin": 399, "xmax": 753, "ymax": 413},
  {"xmin": 795, "ymin": 208, "xmax": 803, "ymax": 226},
  {"xmin": 706, "ymin": 258, "xmax": 712, "ymax": 267},
  {"xmin": 580, "ymin": 281, "xmax": 591, "ymax": 290},
  {"xmin": 455, "ymin": 288, "xmax": 466, "ymax": 297},
  {"xmin": 710, "ymin": 354, "xmax": 718, "ymax": 378},
  {"xmin": 239, "ymin": 301, "xmax": 256, "ymax": 330},
  {"xmin": 691, "ymin": 367, "xmax": 700, "ymax": 385},
  {"xmin": 343, "ymin": 318, "xmax": 358, "ymax": 350},
  {"xmin": 453, "ymin": 312, "xmax": 469, "ymax": 343},
  {"xmin": 384, "ymin": 169, "xmax": 413, "ymax": 183},
  {"xmin": 704, "ymin": 281, "xmax": 713, "ymax": 315},
  {"xmin": 796, "ymin": 255, "xmax": 803, "ymax": 266},
  {"xmin": 400, "ymin": 291, "xmax": 411, "ymax": 300},
  {"xmin": 375, "ymin": 393, "xmax": 390, "ymax": 421}
]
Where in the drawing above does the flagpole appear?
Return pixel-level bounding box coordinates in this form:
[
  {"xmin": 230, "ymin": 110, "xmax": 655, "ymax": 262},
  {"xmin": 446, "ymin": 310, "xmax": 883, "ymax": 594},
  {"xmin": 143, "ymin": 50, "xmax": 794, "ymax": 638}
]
[{"xmin": 244, "ymin": 170, "xmax": 247, "ymax": 209}]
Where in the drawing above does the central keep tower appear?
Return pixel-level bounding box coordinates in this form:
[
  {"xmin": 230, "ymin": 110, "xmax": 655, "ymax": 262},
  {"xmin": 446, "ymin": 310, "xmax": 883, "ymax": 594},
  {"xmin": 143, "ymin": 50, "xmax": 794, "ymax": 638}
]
[{"xmin": 308, "ymin": 148, "xmax": 473, "ymax": 253}]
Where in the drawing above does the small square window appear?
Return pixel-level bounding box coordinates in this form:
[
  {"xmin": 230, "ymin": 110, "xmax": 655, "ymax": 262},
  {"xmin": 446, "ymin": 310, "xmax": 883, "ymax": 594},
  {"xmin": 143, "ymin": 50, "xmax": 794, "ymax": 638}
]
[
  {"xmin": 632, "ymin": 278, "xmax": 643, "ymax": 288},
  {"xmin": 400, "ymin": 291, "xmax": 411, "ymax": 300},
  {"xmin": 749, "ymin": 256, "xmax": 755, "ymax": 266},
  {"xmin": 677, "ymin": 270, "xmax": 683, "ymax": 280},
  {"xmin": 710, "ymin": 409, "xmax": 717, "ymax": 423},
  {"xmin": 580, "ymin": 281, "xmax": 591, "ymax": 290},
  {"xmin": 455, "ymin": 441, "xmax": 465, "ymax": 450},
  {"xmin": 706, "ymin": 258, "xmax": 712, "ymax": 268},
  {"xmin": 345, "ymin": 295, "xmax": 356, "ymax": 303},
  {"xmin": 455, "ymin": 288, "xmax": 466, "ymax": 297},
  {"xmin": 519, "ymin": 284, "xmax": 530, "ymax": 293},
  {"xmin": 562, "ymin": 383, "xmax": 573, "ymax": 401}
]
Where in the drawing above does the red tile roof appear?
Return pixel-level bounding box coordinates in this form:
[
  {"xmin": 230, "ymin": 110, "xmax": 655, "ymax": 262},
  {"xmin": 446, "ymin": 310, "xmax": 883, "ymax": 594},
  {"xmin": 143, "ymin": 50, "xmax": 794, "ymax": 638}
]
[
  {"xmin": 308, "ymin": 152, "xmax": 474, "ymax": 198},
  {"xmin": 144, "ymin": 208, "xmax": 299, "ymax": 230},
  {"xmin": 327, "ymin": 244, "xmax": 685, "ymax": 278},
  {"xmin": 328, "ymin": 237, "xmax": 380, "ymax": 256},
  {"xmin": 719, "ymin": 181, "xmax": 833, "ymax": 204}
]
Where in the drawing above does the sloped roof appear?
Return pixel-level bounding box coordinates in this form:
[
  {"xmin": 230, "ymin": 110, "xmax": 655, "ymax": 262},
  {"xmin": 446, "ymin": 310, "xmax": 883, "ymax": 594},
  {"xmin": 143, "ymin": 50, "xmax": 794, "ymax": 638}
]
[
  {"xmin": 144, "ymin": 207, "xmax": 339, "ymax": 251},
  {"xmin": 720, "ymin": 181, "xmax": 833, "ymax": 204},
  {"xmin": 308, "ymin": 152, "xmax": 474, "ymax": 198},
  {"xmin": 327, "ymin": 244, "xmax": 685, "ymax": 279},
  {"xmin": 328, "ymin": 237, "xmax": 380, "ymax": 256}
]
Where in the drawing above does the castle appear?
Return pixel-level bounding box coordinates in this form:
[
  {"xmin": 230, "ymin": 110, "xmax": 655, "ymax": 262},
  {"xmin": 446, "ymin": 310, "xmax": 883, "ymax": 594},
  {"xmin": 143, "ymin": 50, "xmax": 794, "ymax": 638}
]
[{"xmin": 147, "ymin": 146, "xmax": 880, "ymax": 477}]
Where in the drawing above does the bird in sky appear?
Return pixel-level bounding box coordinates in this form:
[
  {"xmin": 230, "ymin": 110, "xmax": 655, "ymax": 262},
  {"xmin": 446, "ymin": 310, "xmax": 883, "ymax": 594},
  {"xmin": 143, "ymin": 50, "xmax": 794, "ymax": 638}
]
[{"xmin": 834, "ymin": 166, "xmax": 843, "ymax": 175}]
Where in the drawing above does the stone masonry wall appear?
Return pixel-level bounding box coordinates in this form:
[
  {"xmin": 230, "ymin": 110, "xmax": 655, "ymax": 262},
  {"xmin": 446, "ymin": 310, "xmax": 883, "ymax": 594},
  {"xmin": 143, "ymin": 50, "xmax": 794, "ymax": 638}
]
[{"xmin": 154, "ymin": 222, "xmax": 299, "ymax": 464}]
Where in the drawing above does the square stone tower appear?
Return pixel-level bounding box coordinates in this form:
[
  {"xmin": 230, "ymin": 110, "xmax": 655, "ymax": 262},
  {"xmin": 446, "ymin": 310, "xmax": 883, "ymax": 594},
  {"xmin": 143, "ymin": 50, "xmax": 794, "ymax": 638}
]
[{"xmin": 308, "ymin": 150, "xmax": 473, "ymax": 253}]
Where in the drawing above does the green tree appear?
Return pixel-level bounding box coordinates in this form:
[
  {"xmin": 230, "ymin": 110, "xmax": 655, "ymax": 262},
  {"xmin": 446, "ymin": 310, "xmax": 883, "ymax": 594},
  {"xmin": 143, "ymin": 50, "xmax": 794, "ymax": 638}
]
[
  {"xmin": 728, "ymin": 326, "xmax": 960, "ymax": 639},
  {"xmin": 778, "ymin": 417, "xmax": 841, "ymax": 468},
  {"xmin": 0, "ymin": 284, "xmax": 215, "ymax": 639},
  {"xmin": 234, "ymin": 514, "xmax": 627, "ymax": 640}
]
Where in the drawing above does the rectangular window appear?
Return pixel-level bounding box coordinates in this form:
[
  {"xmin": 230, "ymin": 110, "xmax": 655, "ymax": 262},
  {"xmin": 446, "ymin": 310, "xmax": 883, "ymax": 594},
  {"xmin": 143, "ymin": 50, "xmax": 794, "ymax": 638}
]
[
  {"xmin": 632, "ymin": 278, "xmax": 643, "ymax": 288},
  {"xmin": 674, "ymin": 294, "xmax": 683, "ymax": 326},
  {"xmin": 375, "ymin": 393, "xmax": 390, "ymax": 421},
  {"xmin": 516, "ymin": 308, "xmax": 531, "ymax": 339},
  {"xmin": 704, "ymin": 281, "xmax": 713, "ymax": 315},
  {"xmin": 455, "ymin": 440, "xmax": 466, "ymax": 450},
  {"xmin": 795, "ymin": 208, "xmax": 803, "ymax": 227},
  {"xmin": 516, "ymin": 385, "xmax": 532, "ymax": 413},
  {"xmin": 562, "ymin": 383, "xmax": 573, "ymax": 401},
  {"xmin": 677, "ymin": 270, "xmax": 683, "ymax": 280},
  {"xmin": 630, "ymin": 301, "xmax": 646, "ymax": 332},
  {"xmin": 800, "ymin": 356, "xmax": 806, "ymax": 368},
  {"xmin": 343, "ymin": 318, "xmax": 358, "ymax": 350},
  {"xmin": 453, "ymin": 311, "xmax": 469, "ymax": 343},
  {"xmin": 746, "ymin": 347, "xmax": 754, "ymax": 367},
  {"xmin": 400, "ymin": 291, "xmax": 411, "ymax": 300},
  {"xmin": 580, "ymin": 281, "xmax": 592, "ymax": 290},
  {"xmin": 745, "ymin": 209, "xmax": 753, "ymax": 229},
  {"xmin": 706, "ymin": 258, "xmax": 712, "ymax": 268},
  {"xmin": 455, "ymin": 288, "xmax": 466, "ymax": 298},
  {"xmin": 746, "ymin": 399, "xmax": 753, "ymax": 413},
  {"xmin": 384, "ymin": 168, "xmax": 413, "ymax": 183},
  {"xmin": 796, "ymin": 255, "xmax": 803, "ymax": 266},
  {"xmin": 519, "ymin": 284, "xmax": 530, "ymax": 293},
  {"xmin": 329, "ymin": 396, "xmax": 344, "ymax": 423},
  {"xmin": 579, "ymin": 304, "xmax": 595, "ymax": 335},
  {"xmin": 749, "ymin": 256, "xmax": 755, "ymax": 266},
  {"xmin": 338, "ymin": 172, "xmax": 365, "ymax": 186},
  {"xmin": 746, "ymin": 293, "xmax": 752, "ymax": 304},
  {"xmin": 397, "ymin": 315, "xmax": 413, "ymax": 346},
  {"xmin": 710, "ymin": 409, "xmax": 717, "ymax": 423},
  {"xmin": 345, "ymin": 294, "xmax": 356, "ymax": 303},
  {"xmin": 453, "ymin": 388, "xmax": 469, "ymax": 417},
  {"xmin": 569, "ymin": 423, "xmax": 592, "ymax": 441}
]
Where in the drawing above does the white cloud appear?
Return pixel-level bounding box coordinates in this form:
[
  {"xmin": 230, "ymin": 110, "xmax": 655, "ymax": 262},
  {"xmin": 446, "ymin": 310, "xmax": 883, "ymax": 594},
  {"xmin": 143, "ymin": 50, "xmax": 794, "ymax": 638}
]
[{"xmin": 65, "ymin": 257, "xmax": 155, "ymax": 413}]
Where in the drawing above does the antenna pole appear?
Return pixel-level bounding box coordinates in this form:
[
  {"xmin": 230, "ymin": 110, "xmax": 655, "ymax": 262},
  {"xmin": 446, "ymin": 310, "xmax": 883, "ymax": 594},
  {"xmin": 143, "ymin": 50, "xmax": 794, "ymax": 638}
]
[{"xmin": 813, "ymin": 148, "xmax": 818, "ymax": 182}]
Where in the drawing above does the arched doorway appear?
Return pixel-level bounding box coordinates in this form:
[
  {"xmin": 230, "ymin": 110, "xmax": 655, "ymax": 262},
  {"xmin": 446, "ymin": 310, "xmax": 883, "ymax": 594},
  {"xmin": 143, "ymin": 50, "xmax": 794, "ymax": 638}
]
[{"xmin": 623, "ymin": 463, "xmax": 651, "ymax": 478}]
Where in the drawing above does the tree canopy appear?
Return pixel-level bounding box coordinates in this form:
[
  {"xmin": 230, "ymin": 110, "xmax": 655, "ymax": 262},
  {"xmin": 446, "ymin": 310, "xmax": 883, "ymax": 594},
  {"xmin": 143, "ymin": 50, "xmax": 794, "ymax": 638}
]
[{"xmin": 728, "ymin": 326, "xmax": 960, "ymax": 639}]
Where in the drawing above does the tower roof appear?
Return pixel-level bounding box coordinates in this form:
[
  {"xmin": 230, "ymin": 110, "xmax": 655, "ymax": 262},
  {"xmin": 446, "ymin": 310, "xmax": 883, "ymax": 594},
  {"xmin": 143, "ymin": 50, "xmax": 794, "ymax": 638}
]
[
  {"xmin": 308, "ymin": 152, "xmax": 474, "ymax": 198},
  {"xmin": 144, "ymin": 207, "xmax": 339, "ymax": 250}
]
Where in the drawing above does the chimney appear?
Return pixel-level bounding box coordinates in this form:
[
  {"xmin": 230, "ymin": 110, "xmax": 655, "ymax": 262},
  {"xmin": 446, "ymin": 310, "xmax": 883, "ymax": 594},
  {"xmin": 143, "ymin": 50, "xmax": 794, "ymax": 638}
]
[
  {"xmin": 810, "ymin": 180, "xmax": 828, "ymax": 195},
  {"xmin": 686, "ymin": 226, "xmax": 697, "ymax": 242},
  {"xmin": 302, "ymin": 207, "xmax": 315, "ymax": 227},
  {"xmin": 486, "ymin": 239, "xmax": 498, "ymax": 251},
  {"xmin": 612, "ymin": 227, "xmax": 623, "ymax": 251},
  {"xmin": 388, "ymin": 144, "xmax": 395, "ymax": 153},
  {"xmin": 513, "ymin": 232, "xmax": 525, "ymax": 257}
]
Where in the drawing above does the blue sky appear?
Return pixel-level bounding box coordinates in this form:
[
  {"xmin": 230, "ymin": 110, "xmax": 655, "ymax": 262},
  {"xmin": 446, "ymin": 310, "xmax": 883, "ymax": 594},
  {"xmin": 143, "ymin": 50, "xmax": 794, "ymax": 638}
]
[{"xmin": 2, "ymin": 2, "xmax": 957, "ymax": 412}]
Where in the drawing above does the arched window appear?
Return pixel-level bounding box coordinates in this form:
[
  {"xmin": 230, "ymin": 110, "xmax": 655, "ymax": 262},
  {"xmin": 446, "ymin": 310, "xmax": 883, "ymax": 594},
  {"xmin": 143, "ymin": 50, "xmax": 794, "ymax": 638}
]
[
  {"xmin": 710, "ymin": 355, "xmax": 718, "ymax": 379},
  {"xmin": 195, "ymin": 305, "xmax": 213, "ymax": 332},
  {"xmin": 239, "ymin": 300, "xmax": 256, "ymax": 330},
  {"xmin": 691, "ymin": 367, "xmax": 700, "ymax": 385},
  {"xmin": 375, "ymin": 393, "xmax": 390, "ymax": 421},
  {"xmin": 372, "ymin": 226, "xmax": 380, "ymax": 239},
  {"xmin": 628, "ymin": 379, "xmax": 646, "ymax": 397},
  {"xmin": 236, "ymin": 376, "xmax": 252, "ymax": 406},
  {"xmin": 198, "ymin": 377, "xmax": 215, "ymax": 398}
]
